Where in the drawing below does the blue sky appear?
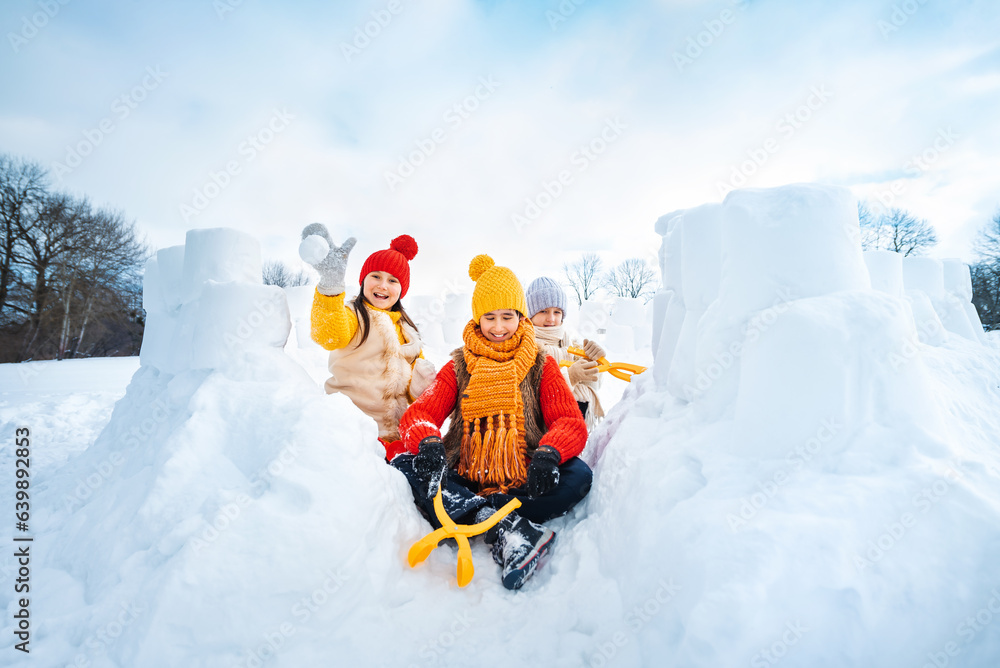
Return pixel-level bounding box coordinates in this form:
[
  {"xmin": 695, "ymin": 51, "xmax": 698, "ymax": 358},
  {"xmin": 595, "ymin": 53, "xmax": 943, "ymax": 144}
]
[{"xmin": 2, "ymin": 0, "xmax": 999, "ymax": 295}]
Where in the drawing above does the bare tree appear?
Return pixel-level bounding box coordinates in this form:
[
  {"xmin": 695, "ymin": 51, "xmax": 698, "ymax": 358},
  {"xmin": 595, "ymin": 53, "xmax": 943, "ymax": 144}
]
[
  {"xmin": 52, "ymin": 207, "xmax": 148, "ymax": 359},
  {"xmin": 971, "ymin": 209, "xmax": 1000, "ymax": 331},
  {"xmin": 857, "ymin": 200, "xmax": 883, "ymax": 250},
  {"xmin": 263, "ymin": 260, "xmax": 311, "ymax": 288},
  {"xmin": 564, "ymin": 253, "xmax": 603, "ymax": 306},
  {"xmin": 861, "ymin": 206, "xmax": 938, "ymax": 256},
  {"xmin": 0, "ymin": 170, "xmax": 148, "ymax": 361},
  {"xmin": 971, "ymin": 262, "xmax": 1000, "ymax": 331},
  {"xmin": 13, "ymin": 193, "xmax": 92, "ymax": 357},
  {"xmin": 974, "ymin": 209, "xmax": 1000, "ymax": 261},
  {"xmin": 0, "ymin": 154, "xmax": 48, "ymax": 322},
  {"xmin": 603, "ymin": 258, "xmax": 657, "ymax": 301}
]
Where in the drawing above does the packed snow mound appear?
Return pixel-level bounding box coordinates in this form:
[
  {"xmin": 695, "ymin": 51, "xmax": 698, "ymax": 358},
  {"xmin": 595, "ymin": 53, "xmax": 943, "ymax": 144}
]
[
  {"xmin": 4, "ymin": 227, "xmax": 628, "ymax": 667},
  {"xmin": 1, "ymin": 229, "xmax": 439, "ymax": 666},
  {"xmin": 605, "ymin": 182, "xmax": 1000, "ymax": 666},
  {"xmin": 5, "ymin": 185, "xmax": 1000, "ymax": 668}
]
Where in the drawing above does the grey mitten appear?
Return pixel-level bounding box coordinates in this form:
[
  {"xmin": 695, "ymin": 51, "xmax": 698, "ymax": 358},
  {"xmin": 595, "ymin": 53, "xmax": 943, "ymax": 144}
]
[{"xmin": 300, "ymin": 223, "xmax": 356, "ymax": 296}]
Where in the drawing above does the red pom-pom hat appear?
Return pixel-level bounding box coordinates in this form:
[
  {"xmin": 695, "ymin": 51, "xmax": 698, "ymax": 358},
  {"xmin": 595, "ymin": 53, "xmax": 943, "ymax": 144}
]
[{"xmin": 359, "ymin": 235, "xmax": 419, "ymax": 298}]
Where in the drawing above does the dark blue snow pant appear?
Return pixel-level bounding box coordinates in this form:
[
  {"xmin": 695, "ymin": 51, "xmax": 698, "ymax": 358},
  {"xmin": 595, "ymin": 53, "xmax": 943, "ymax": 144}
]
[{"xmin": 391, "ymin": 454, "xmax": 592, "ymax": 527}]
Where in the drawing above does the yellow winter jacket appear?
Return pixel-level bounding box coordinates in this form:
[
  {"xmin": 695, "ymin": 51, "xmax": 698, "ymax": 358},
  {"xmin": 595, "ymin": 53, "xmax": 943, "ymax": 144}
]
[
  {"xmin": 311, "ymin": 291, "xmax": 411, "ymax": 350},
  {"xmin": 310, "ymin": 290, "xmax": 435, "ymax": 440}
]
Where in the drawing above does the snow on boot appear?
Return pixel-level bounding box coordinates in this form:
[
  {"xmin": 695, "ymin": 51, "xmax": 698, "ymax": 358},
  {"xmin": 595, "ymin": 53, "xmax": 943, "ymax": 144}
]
[{"xmin": 490, "ymin": 513, "xmax": 556, "ymax": 590}]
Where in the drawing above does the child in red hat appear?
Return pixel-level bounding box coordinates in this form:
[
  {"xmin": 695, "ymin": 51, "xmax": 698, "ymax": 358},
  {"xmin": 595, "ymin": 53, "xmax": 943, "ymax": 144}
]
[{"xmin": 300, "ymin": 224, "xmax": 435, "ymax": 459}]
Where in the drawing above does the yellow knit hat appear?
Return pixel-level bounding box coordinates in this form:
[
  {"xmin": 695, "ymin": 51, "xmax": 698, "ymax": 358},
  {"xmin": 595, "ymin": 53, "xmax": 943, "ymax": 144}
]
[{"xmin": 469, "ymin": 254, "xmax": 528, "ymax": 322}]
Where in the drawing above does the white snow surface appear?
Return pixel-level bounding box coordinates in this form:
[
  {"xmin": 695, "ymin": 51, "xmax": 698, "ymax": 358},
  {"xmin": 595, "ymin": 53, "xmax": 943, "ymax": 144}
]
[{"xmin": 3, "ymin": 194, "xmax": 1000, "ymax": 667}]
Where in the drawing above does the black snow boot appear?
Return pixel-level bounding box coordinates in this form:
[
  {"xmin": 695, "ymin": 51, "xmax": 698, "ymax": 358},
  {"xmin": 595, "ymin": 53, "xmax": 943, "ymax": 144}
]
[{"xmin": 487, "ymin": 512, "xmax": 556, "ymax": 590}]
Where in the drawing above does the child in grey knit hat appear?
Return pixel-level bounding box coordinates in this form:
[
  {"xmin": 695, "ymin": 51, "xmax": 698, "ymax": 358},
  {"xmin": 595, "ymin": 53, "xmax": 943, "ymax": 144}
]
[{"xmin": 525, "ymin": 276, "xmax": 605, "ymax": 430}]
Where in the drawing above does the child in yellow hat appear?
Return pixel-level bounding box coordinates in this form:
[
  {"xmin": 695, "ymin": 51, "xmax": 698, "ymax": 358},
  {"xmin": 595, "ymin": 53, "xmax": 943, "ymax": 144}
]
[{"xmin": 392, "ymin": 255, "xmax": 591, "ymax": 590}]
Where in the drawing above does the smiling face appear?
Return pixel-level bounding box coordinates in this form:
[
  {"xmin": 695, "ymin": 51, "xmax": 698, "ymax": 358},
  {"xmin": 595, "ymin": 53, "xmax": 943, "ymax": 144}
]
[
  {"xmin": 479, "ymin": 309, "xmax": 521, "ymax": 342},
  {"xmin": 530, "ymin": 307, "xmax": 564, "ymax": 328},
  {"xmin": 362, "ymin": 271, "xmax": 402, "ymax": 310}
]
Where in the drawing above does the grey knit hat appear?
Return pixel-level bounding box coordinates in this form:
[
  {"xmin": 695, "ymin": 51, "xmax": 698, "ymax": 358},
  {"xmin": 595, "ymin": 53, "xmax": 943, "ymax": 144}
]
[{"xmin": 525, "ymin": 276, "xmax": 567, "ymax": 317}]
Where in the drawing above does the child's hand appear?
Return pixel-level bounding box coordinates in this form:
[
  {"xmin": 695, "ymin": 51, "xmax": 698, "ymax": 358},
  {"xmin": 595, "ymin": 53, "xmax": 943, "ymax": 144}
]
[
  {"xmin": 527, "ymin": 445, "xmax": 561, "ymax": 496},
  {"xmin": 414, "ymin": 437, "xmax": 447, "ymax": 498},
  {"xmin": 568, "ymin": 359, "xmax": 599, "ymax": 385},
  {"xmin": 582, "ymin": 338, "xmax": 606, "ymax": 361},
  {"xmin": 300, "ymin": 223, "xmax": 356, "ymax": 296}
]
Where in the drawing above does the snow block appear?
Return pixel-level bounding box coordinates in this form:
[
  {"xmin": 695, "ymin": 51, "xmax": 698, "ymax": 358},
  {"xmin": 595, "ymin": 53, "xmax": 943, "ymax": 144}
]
[
  {"xmin": 965, "ymin": 302, "xmax": 989, "ymax": 343},
  {"xmin": 157, "ymin": 245, "xmax": 187, "ymax": 312},
  {"xmin": 445, "ymin": 290, "xmax": 472, "ymax": 321},
  {"xmin": 864, "ymin": 249, "xmax": 904, "ymax": 298},
  {"xmin": 661, "ymin": 214, "xmax": 684, "ymax": 294},
  {"xmin": 576, "ymin": 298, "xmax": 610, "ymax": 344},
  {"xmin": 190, "ymin": 282, "xmax": 291, "ymax": 372},
  {"xmin": 903, "ymin": 258, "xmax": 985, "ymax": 342},
  {"xmin": 138, "ymin": 311, "xmax": 176, "ymax": 372},
  {"xmin": 141, "ymin": 255, "xmax": 165, "ymax": 315},
  {"xmin": 942, "ymin": 258, "xmax": 973, "ymax": 302},
  {"xmin": 653, "ymin": 215, "xmax": 687, "ymax": 389},
  {"xmin": 651, "ymin": 289, "xmax": 671, "ymax": 355},
  {"xmin": 139, "ymin": 246, "xmax": 187, "ymax": 374},
  {"xmin": 718, "ymin": 184, "xmax": 869, "ymax": 315},
  {"xmin": 733, "ymin": 291, "xmax": 946, "ymax": 459},
  {"xmin": 611, "ymin": 297, "xmax": 646, "ymax": 328},
  {"xmin": 653, "ymin": 209, "xmax": 683, "ymax": 287},
  {"xmin": 653, "ymin": 294, "xmax": 684, "ymax": 389},
  {"xmin": 180, "ymin": 228, "xmax": 262, "ymax": 305},
  {"xmin": 691, "ymin": 183, "xmax": 869, "ymax": 415},
  {"xmin": 904, "ymin": 291, "xmax": 946, "ymax": 346},
  {"xmin": 661, "ymin": 204, "xmax": 724, "ymax": 399},
  {"xmin": 604, "ymin": 321, "xmax": 635, "ymax": 356},
  {"xmin": 633, "ymin": 322, "xmax": 653, "ymax": 352},
  {"xmin": 283, "ymin": 284, "xmax": 318, "ymax": 351},
  {"xmin": 902, "ymin": 256, "xmax": 944, "ymax": 300},
  {"xmin": 680, "ymin": 203, "xmax": 723, "ymax": 311}
]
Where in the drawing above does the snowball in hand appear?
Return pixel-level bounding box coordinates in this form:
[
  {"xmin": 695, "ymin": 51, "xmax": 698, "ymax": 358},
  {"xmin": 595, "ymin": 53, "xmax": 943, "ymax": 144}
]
[{"xmin": 299, "ymin": 235, "xmax": 330, "ymax": 265}]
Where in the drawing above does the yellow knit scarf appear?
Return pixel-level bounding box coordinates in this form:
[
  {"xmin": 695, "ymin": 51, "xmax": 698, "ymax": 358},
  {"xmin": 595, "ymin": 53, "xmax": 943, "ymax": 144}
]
[{"xmin": 458, "ymin": 318, "xmax": 538, "ymax": 494}]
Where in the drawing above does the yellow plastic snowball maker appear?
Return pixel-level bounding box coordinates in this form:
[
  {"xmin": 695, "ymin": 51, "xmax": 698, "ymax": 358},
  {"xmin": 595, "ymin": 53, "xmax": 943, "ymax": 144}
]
[
  {"xmin": 559, "ymin": 346, "xmax": 648, "ymax": 382},
  {"xmin": 407, "ymin": 487, "xmax": 521, "ymax": 587}
]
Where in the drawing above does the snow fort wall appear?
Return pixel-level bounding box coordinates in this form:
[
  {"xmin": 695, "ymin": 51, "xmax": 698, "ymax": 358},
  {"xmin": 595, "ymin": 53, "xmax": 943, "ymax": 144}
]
[{"xmin": 139, "ymin": 228, "xmax": 290, "ymax": 376}]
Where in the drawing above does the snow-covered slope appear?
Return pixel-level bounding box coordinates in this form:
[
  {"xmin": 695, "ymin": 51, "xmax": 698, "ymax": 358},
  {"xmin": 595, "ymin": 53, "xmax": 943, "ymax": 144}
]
[{"xmin": 3, "ymin": 186, "xmax": 1000, "ymax": 667}]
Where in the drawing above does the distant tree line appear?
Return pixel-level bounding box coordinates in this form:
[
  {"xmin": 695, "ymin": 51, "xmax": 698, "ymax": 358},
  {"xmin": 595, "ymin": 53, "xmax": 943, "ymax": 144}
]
[
  {"xmin": 858, "ymin": 202, "xmax": 938, "ymax": 256},
  {"xmin": 971, "ymin": 210, "xmax": 1000, "ymax": 331},
  {"xmin": 857, "ymin": 200, "xmax": 1000, "ymax": 331},
  {"xmin": 564, "ymin": 253, "xmax": 658, "ymax": 305},
  {"xmin": 262, "ymin": 259, "xmax": 311, "ymax": 289},
  {"xmin": 0, "ymin": 153, "xmax": 148, "ymax": 362}
]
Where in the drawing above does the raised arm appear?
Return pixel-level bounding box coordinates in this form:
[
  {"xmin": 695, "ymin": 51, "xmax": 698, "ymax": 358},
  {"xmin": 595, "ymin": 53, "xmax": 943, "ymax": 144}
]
[{"xmin": 310, "ymin": 290, "xmax": 359, "ymax": 350}]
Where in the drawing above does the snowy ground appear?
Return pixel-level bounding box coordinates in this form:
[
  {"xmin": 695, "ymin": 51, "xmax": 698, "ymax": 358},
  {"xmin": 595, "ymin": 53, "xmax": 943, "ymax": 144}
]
[
  {"xmin": 2, "ymin": 328, "xmax": 1000, "ymax": 667},
  {"xmin": 4, "ymin": 187, "xmax": 1000, "ymax": 667}
]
